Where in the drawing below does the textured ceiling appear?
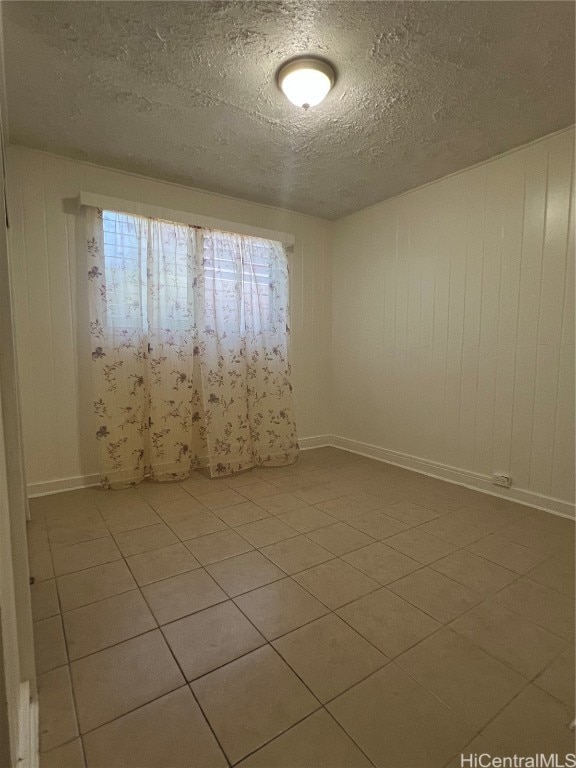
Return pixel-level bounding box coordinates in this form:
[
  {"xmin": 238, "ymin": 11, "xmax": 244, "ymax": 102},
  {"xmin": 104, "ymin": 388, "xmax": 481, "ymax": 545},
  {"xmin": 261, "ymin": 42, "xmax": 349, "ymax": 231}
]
[{"xmin": 4, "ymin": 1, "xmax": 575, "ymax": 219}]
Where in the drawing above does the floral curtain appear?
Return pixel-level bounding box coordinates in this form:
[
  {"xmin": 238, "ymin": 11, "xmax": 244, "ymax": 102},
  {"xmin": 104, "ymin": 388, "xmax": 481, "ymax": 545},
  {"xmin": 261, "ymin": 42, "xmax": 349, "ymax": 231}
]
[{"xmin": 86, "ymin": 207, "xmax": 299, "ymax": 488}]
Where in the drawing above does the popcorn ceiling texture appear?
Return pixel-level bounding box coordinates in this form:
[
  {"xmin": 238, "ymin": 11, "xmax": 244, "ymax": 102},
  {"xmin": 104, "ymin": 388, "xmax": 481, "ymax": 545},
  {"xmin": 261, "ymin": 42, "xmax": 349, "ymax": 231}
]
[{"xmin": 4, "ymin": 1, "xmax": 574, "ymax": 219}]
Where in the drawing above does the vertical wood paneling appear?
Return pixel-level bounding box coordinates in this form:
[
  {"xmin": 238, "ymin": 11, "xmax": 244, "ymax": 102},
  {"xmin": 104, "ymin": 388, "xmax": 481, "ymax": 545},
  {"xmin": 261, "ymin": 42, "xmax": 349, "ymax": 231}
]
[
  {"xmin": 458, "ymin": 166, "xmax": 486, "ymax": 471},
  {"xmin": 551, "ymin": 342, "xmax": 575, "ymax": 501},
  {"xmin": 538, "ymin": 132, "xmax": 573, "ymax": 347},
  {"xmin": 7, "ymin": 146, "xmax": 332, "ymax": 487},
  {"xmin": 19, "ymin": 151, "xmax": 60, "ymax": 483},
  {"xmin": 332, "ymin": 127, "xmax": 575, "ymax": 507},
  {"xmin": 43, "ymin": 155, "xmax": 81, "ymax": 479},
  {"xmin": 7, "ymin": 128, "xmax": 575, "ymax": 506}
]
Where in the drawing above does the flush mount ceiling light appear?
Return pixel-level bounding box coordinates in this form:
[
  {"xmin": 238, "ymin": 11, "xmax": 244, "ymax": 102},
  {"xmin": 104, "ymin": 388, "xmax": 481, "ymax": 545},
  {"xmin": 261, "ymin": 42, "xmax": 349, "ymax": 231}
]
[{"xmin": 277, "ymin": 56, "xmax": 336, "ymax": 109}]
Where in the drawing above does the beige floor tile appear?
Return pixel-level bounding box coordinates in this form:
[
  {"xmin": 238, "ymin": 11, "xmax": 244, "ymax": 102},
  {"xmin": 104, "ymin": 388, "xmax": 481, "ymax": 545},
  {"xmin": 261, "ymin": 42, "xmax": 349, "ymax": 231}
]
[
  {"xmin": 57, "ymin": 560, "xmax": 136, "ymax": 612},
  {"xmin": 154, "ymin": 498, "xmax": 208, "ymax": 524},
  {"xmin": 444, "ymin": 736, "xmax": 497, "ymax": 768},
  {"xmin": 51, "ymin": 537, "xmax": 121, "ymax": 577},
  {"xmin": 44, "ymin": 489, "xmax": 100, "ymax": 512},
  {"xmin": 276, "ymin": 506, "xmax": 336, "ymax": 532},
  {"xmin": 261, "ymin": 536, "xmax": 333, "ymax": 575},
  {"xmin": 27, "ymin": 506, "xmax": 47, "ymax": 525},
  {"xmin": 457, "ymin": 504, "xmax": 519, "ymax": 529},
  {"xmin": 388, "ymin": 567, "xmax": 482, "ymax": 623},
  {"xmin": 465, "ymin": 496, "xmax": 531, "ymax": 524},
  {"xmin": 450, "ymin": 600, "xmax": 567, "ymax": 678},
  {"xmin": 467, "ymin": 534, "xmax": 548, "ymax": 574},
  {"xmin": 221, "ymin": 470, "xmax": 261, "ymax": 488},
  {"xmin": 40, "ymin": 738, "xmax": 85, "ymax": 768},
  {"xmin": 48, "ymin": 518, "xmax": 109, "ymax": 549},
  {"xmin": 236, "ymin": 517, "xmax": 298, "ymax": 547},
  {"xmin": 192, "ymin": 488, "xmax": 246, "ymax": 510},
  {"xmin": 383, "ymin": 500, "xmax": 441, "ymax": 526},
  {"xmin": 33, "ymin": 451, "xmax": 575, "ymax": 768},
  {"xmin": 137, "ymin": 482, "xmax": 193, "ymax": 505},
  {"xmin": 46, "ymin": 508, "xmax": 104, "ymax": 531},
  {"xmin": 306, "ymin": 522, "xmax": 375, "ymax": 556},
  {"xmin": 385, "ymin": 528, "xmax": 457, "ymax": 564},
  {"xmin": 346, "ymin": 511, "xmax": 409, "ymax": 540},
  {"xmin": 342, "ymin": 542, "xmax": 421, "ymax": 584},
  {"xmin": 407, "ymin": 491, "xmax": 466, "ymax": 515},
  {"xmin": 27, "ymin": 522, "xmax": 49, "ymax": 553},
  {"xmin": 256, "ymin": 493, "xmax": 309, "ymax": 514},
  {"xmin": 112, "ymin": 522, "xmax": 178, "ymax": 556},
  {"xmin": 396, "ymin": 628, "xmax": 527, "ymax": 728},
  {"xmin": 206, "ymin": 550, "xmax": 286, "ymax": 597},
  {"xmin": 314, "ymin": 496, "xmax": 369, "ymax": 521},
  {"xmin": 237, "ymin": 709, "xmax": 372, "ymax": 768},
  {"xmin": 34, "ymin": 615, "xmax": 68, "ymax": 674},
  {"xmin": 95, "ymin": 490, "xmax": 150, "ymax": 516},
  {"xmin": 214, "ymin": 501, "xmax": 270, "ymax": 527},
  {"xmin": 481, "ymin": 685, "xmax": 575, "ymax": 755},
  {"xmin": 178, "ymin": 473, "xmax": 214, "ymax": 495},
  {"xmin": 269, "ymin": 475, "xmax": 319, "ymax": 493},
  {"xmin": 103, "ymin": 506, "xmax": 162, "ymax": 534},
  {"xmin": 534, "ymin": 647, "xmax": 575, "ymax": 707},
  {"xmin": 299, "ymin": 469, "xmax": 337, "ymax": 485},
  {"xmin": 328, "ymin": 663, "xmax": 475, "ymax": 768},
  {"xmin": 82, "ymin": 687, "xmax": 227, "ymax": 768},
  {"xmin": 493, "ymin": 577, "xmax": 575, "ymax": 641},
  {"xmin": 125, "ymin": 542, "xmax": 200, "ymax": 586},
  {"xmin": 163, "ymin": 601, "xmax": 265, "ymax": 680},
  {"xmin": 38, "ymin": 666, "xmax": 78, "ymax": 752},
  {"xmin": 293, "ymin": 485, "xmax": 342, "ymax": 505},
  {"xmin": 496, "ymin": 512, "xmax": 574, "ymax": 554},
  {"xmin": 273, "ymin": 613, "xmax": 387, "ymax": 702},
  {"xmin": 235, "ymin": 578, "xmax": 328, "ymax": 639},
  {"xmin": 347, "ymin": 489, "xmax": 408, "ymax": 510},
  {"xmin": 167, "ymin": 510, "xmax": 227, "ymax": 540},
  {"xmin": 142, "ymin": 568, "xmax": 227, "ymax": 624},
  {"xmin": 29, "ymin": 548, "xmax": 55, "ymax": 582},
  {"xmin": 235, "ymin": 479, "xmax": 279, "ymax": 500},
  {"xmin": 63, "ymin": 590, "xmax": 156, "ymax": 659},
  {"xmin": 32, "ymin": 579, "xmax": 60, "ymax": 621},
  {"xmin": 185, "ymin": 528, "xmax": 253, "ymax": 565},
  {"xmin": 192, "ymin": 645, "xmax": 319, "ymax": 764},
  {"xmin": 420, "ymin": 511, "xmax": 494, "ymax": 547},
  {"xmin": 294, "ymin": 558, "xmax": 380, "ymax": 609},
  {"xmin": 337, "ymin": 587, "xmax": 441, "ymax": 658},
  {"xmin": 71, "ymin": 630, "xmax": 184, "ymax": 733},
  {"xmin": 431, "ymin": 549, "xmax": 518, "ymax": 595},
  {"xmin": 528, "ymin": 550, "xmax": 575, "ymax": 598}
]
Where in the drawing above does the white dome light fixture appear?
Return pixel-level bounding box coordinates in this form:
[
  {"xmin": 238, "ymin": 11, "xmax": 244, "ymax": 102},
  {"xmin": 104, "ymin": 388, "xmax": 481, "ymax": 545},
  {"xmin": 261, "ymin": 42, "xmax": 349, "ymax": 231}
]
[{"xmin": 277, "ymin": 56, "xmax": 336, "ymax": 109}]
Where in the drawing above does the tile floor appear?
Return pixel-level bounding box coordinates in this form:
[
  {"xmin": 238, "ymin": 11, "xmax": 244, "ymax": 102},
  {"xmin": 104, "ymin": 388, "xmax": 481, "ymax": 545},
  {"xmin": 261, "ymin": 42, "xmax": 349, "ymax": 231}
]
[{"xmin": 28, "ymin": 448, "xmax": 575, "ymax": 768}]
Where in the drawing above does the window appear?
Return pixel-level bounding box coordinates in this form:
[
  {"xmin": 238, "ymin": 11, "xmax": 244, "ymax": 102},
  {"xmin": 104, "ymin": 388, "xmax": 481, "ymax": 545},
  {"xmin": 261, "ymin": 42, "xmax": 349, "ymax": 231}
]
[{"xmin": 101, "ymin": 210, "xmax": 287, "ymax": 335}]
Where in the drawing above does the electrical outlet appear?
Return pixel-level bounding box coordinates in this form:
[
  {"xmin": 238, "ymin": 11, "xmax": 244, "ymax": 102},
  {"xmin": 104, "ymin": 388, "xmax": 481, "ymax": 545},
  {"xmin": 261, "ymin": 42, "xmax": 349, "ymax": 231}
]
[{"xmin": 492, "ymin": 473, "xmax": 511, "ymax": 488}]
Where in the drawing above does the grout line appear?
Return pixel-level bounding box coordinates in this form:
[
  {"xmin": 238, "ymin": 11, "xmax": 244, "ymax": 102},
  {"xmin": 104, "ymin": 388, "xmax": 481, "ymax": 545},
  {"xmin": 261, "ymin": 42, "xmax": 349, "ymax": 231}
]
[{"xmin": 30, "ymin": 451, "xmax": 574, "ymax": 763}]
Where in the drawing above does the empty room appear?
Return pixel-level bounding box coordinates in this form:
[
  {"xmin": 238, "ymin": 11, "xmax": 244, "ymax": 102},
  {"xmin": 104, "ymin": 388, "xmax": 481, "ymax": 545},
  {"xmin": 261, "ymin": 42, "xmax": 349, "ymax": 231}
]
[{"xmin": 0, "ymin": 2, "xmax": 574, "ymax": 767}]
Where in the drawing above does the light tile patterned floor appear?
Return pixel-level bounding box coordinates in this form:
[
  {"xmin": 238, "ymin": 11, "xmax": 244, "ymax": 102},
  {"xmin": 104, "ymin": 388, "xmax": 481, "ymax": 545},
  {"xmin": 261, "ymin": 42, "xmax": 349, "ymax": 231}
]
[{"xmin": 28, "ymin": 448, "xmax": 575, "ymax": 768}]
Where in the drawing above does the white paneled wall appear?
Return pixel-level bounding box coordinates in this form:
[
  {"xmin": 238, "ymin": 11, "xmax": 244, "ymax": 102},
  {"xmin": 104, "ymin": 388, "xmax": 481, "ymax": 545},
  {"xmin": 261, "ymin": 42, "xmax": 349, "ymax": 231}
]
[
  {"xmin": 332, "ymin": 128, "xmax": 575, "ymax": 514},
  {"xmin": 6, "ymin": 129, "xmax": 575, "ymax": 514},
  {"xmin": 7, "ymin": 147, "xmax": 332, "ymax": 492}
]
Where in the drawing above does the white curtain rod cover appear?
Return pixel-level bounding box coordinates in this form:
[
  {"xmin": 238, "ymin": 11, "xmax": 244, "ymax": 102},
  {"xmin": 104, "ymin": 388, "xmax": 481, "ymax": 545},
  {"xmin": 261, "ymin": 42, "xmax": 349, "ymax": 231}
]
[{"xmin": 75, "ymin": 191, "xmax": 296, "ymax": 247}]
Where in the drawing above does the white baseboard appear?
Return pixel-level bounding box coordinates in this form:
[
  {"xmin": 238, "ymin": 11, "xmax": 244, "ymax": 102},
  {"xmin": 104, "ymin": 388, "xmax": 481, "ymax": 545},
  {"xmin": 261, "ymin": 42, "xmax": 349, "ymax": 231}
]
[
  {"xmin": 26, "ymin": 436, "xmax": 575, "ymax": 519},
  {"xmin": 298, "ymin": 435, "xmax": 332, "ymax": 450},
  {"xmin": 330, "ymin": 435, "xmax": 576, "ymax": 519},
  {"xmin": 27, "ymin": 473, "xmax": 100, "ymax": 498},
  {"xmin": 26, "ymin": 442, "xmax": 328, "ymax": 496}
]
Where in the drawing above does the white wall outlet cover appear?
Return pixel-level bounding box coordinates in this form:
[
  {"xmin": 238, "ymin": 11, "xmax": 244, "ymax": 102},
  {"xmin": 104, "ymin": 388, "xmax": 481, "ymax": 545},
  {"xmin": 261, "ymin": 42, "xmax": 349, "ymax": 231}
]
[{"xmin": 492, "ymin": 474, "xmax": 512, "ymax": 488}]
